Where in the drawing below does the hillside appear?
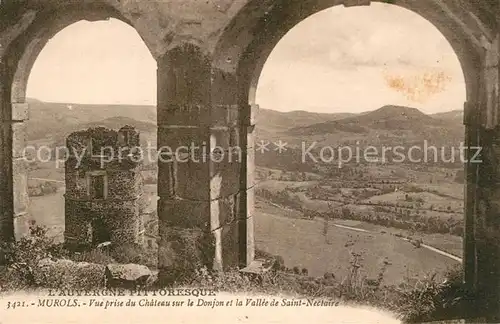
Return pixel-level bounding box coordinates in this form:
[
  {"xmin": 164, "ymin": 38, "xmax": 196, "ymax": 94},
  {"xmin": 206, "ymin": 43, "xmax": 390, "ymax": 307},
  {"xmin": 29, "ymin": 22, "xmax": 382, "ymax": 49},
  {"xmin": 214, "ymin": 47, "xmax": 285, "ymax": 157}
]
[
  {"xmin": 255, "ymin": 108, "xmax": 355, "ymax": 140},
  {"xmin": 26, "ymin": 98, "xmax": 156, "ymax": 141},
  {"xmin": 431, "ymin": 110, "xmax": 464, "ymax": 124},
  {"xmin": 25, "ymin": 99, "xmax": 465, "ymax": 173},
  {"xmin": 289, "ymin": 105, "xmax": 442, "ymax": 134},
  {"xmin": 285, "ymin": 105, "xmax": 463, "ymax": 147}
]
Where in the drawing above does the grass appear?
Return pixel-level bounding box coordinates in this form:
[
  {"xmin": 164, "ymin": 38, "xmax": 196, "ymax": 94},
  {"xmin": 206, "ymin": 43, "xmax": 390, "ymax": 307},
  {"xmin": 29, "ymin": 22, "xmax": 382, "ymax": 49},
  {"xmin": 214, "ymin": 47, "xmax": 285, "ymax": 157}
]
[
  {"xmin": 28, "ymin": 182, "xmax": 460, "ymax": 287},
  {"xmin": 28, "ymin": 188, "xmax": 65, "ymax": 242},
  {"xmin": 332, "ymin": 219, "xmax": 463, "ymax": 258},
  {"xmin": 0, "ymin": 222, "xmax": 473, "ymax": 323},
  {"xmin": 254, "ymin": 200, "xmax": 459, "ymax": 286}
]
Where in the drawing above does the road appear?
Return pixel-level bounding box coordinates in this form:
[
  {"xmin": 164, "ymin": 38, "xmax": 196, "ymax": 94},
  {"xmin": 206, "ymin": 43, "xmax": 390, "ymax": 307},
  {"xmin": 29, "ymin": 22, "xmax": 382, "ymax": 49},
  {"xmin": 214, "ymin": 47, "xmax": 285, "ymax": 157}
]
[{"xmin": 330, "ymin": 222, "xmax": 462, "ymax": 263}]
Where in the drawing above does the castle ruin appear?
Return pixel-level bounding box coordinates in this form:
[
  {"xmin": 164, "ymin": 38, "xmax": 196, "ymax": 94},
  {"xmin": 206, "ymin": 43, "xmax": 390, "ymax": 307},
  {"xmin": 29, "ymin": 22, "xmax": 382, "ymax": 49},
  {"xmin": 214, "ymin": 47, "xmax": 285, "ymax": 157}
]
[{"xmin": 64, "ymin": 125, "xmax": 146, "ymax": 249}]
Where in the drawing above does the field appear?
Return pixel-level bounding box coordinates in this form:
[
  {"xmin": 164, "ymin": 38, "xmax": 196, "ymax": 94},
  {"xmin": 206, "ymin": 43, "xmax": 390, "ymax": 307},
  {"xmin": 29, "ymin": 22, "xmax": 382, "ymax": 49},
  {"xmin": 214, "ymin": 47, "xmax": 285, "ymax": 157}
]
[
  {"xmin": 29, "ymin": 188, "xmax": 65, "ymax": 242},
  {"xmin": 254, "ymin": 202, "xmax": 459, "ymax": 285},
  {"xmin": 28, "ymin": 183, "xmax": 158, "ymax": 243},
  {"xmin": 29, "ymin": 185, "xmax": 460, "ymax": 286}
]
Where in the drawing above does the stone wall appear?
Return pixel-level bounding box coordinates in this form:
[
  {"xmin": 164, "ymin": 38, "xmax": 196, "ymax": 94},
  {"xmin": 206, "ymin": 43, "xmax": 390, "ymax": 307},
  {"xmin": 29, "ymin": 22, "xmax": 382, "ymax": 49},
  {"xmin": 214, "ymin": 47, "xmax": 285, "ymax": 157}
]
[{"xmin": 64, "ymin": 126, "xmax": 145, "ymax": 249}]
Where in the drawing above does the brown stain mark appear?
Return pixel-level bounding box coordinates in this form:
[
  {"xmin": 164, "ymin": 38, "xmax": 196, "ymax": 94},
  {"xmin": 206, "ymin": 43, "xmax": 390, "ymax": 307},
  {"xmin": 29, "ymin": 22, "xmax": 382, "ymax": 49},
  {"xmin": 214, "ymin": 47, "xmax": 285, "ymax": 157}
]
[{"xmin": 384, "ymin": 70, "xmax": 452, "ymax": 103}]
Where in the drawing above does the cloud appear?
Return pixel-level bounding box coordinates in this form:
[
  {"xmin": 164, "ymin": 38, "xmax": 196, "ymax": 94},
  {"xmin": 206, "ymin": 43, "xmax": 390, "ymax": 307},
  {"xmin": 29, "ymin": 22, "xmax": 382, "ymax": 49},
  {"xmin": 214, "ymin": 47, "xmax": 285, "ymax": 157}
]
[
  {"xmin": 266, "ymin": 4, "xmax": 460, "ymax": 70},
  {"xmin": 257, "ymin": 3, "xmax": 466, "ymax": 113}
]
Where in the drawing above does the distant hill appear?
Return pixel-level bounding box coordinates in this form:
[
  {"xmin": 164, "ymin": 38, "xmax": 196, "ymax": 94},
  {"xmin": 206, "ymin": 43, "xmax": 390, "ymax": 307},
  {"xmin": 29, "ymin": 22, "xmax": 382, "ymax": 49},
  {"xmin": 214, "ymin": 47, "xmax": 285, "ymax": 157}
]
[
  {"xmin": 431, "ymin": 110, "xmax": 464, "ymax": 124},
  {"xmin": 26, "ymin": 98, "xmax": 156, "ymax": 141},
  {"xmin": 25, "ymin": 99, "xmax": 465, "ymax": 172},
  {"xmin": 289, "ymin": 105, "xmax": 442, "ymax": 135},
  {"xmin": 255, "ymin": 108, "xmax": 355, "ymax": 140},
  {"xmin": 285, "ymin": 105, "xmax": 463, "ymax": 146}
]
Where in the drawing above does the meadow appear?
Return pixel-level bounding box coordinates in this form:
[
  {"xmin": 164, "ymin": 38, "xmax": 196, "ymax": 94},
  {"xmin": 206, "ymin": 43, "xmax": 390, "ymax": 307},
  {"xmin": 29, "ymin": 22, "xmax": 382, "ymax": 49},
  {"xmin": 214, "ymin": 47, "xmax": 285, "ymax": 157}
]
[{"xmin": 254, "ymin": 200, "xmax": 460, "ymax": 285}]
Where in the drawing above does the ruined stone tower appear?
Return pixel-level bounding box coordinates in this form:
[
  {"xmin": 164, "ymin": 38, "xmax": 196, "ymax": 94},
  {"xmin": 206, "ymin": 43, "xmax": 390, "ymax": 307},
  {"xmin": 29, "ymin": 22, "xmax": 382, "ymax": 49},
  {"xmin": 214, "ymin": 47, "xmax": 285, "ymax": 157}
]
[{"xmin": 64, "ymin": 125, "xmax": 145, "ymax": 249}]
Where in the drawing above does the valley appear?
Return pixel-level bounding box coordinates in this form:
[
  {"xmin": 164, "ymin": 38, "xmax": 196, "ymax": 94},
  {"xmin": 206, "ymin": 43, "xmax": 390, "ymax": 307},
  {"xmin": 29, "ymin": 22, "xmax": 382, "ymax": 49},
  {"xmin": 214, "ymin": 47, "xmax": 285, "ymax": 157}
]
[{"xmin": 25, "ymin": 99, "xmax": 466, "ymax": 285}]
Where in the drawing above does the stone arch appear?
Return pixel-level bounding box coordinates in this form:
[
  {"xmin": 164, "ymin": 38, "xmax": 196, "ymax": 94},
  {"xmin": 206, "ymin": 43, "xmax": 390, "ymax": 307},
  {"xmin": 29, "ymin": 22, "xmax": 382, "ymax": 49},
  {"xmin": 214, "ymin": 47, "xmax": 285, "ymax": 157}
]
[
  {"xmin": 0, "ymin": 3, "xmax": 157, "ymax": 242},
  {"xmin": 210, "ymin": 0, "xmax": 490, "ymax": 275}
]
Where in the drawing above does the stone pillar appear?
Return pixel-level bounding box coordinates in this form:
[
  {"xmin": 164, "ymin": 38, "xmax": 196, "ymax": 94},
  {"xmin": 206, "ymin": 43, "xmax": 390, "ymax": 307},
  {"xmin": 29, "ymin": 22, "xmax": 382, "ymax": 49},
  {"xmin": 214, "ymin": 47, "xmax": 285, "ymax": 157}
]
[
  {"xmin": 471, "ymin": 34, "xmax": 500, "ymax": 320},
  {"xmin": 0, "ymin": 62, "xmax": 12, "ymax": 244},
  {"xmin": 463, "ymin": 101, "xmax": 478, "ymax": 291},
  {"xmin": 0, "ymin": 93, "xmax": 29, "ymax": 243},
  {"xmin": 240, "ymin": 103, "xmax": 257, "ymax": 265},
  {"xmin": 156, "ymin": 43, "xmax": 245, "ymax": 283},
  {"xmin": 11, "ymin": 102, "xmax": 30, "ymax": 240}
]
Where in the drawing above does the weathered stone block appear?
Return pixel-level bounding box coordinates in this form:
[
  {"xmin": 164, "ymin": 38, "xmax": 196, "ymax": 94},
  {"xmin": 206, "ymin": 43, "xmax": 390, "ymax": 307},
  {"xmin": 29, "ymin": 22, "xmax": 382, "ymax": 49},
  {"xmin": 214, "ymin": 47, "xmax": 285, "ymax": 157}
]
[
  {"xmin": 64, "ymin": 170, "xmax": 88, "ymax": 197},
  {"xmin": 158, "ymin": 196, "xmax": 236, "ymax": 230},
  {"xmin": 157, "ymin": 160, "xmax": 175, "ymax": 198},
  {"xmin": 175, "ymin": 158, "xmax": 210, "ymax": 200},
  {"xmin": 157, "ymin": 126, "xmax": 209, "ymax": 153},
  {"xmin": 210, "ymin": 157, "xmax": 241, "ymax": 199},
  {"xmin": 12, "ymin": 158, "xmax": 28, "ymax": 216},
  {"xmin": 210, "ymin": 104, "xmax": 239, "ymax": 126},
  {"xmin": 106, "ymin": 170, "xmax": 142, "ymax": 199},
  {"xmin": 13, "ymin": 212, "xmax": 30, "ymax": 240},
  {"xmin": 246, "ymin": 186, "xmax": 255, "ymax": 218},
  {"xmin": 247, "ymin": 127, "xmax": 256, "ymax": 149},
  {"xmin": 249, "ymin": 104, "xmax": 259, "ymax": 127},
  {"xmin": 11, "ymin": 122, "xmax": 26, "ymax": 159},
  {"xmin": 157, "ymin": 227, "xmax": 215, "ymax": 284},
  {"xmin": 157, "ymin": 104, "xmax": 210, "ymax": 126},
  {"xmin": 234, "ymin": 187, "xmax": 254, "ymax": 218},
  {"xmin": 64, "ymin": 201, "xmax": 92, "ymax": 246},
  {"xmin": 105, "ymin": 263, "xmax": 152, "ymax": 289},
  {"xmin": 230, "ymin": 126, "xmax": 241, "ymax": 147},
  {"xmin": 158, "ymin": 198, "xmax": 211, "ymax": 229},
  {"xmin": 210, "ymin": 69, "xmax": 238, "ymax": 106},
  {"xmin": 246, "ymin": 215, "xmax": 255, "ymax": 265},
  {"xmin": 220, "ymin": 219, "xmax": 241, "ymax": 270},
  {"xmin": 209, "ymin": 127, "xmax": 232, "ymax": 150},
  {"xmin": 210, "ymin": 194, "xmax": 238, "ymax": 231},
  {"xmin": 36, "ymin": 258, "xmax": 106, "ymax": 289},
  {"xmin": 11, "ymin": 102, "xmax": 29, "ymax": 121},
  {"xmin": 168, "ymin": 154, "xmax": 241, "ymax": 201},
  {"xmin": 246, "ymin": 146, "xmax": 257, "ymax": 187}
]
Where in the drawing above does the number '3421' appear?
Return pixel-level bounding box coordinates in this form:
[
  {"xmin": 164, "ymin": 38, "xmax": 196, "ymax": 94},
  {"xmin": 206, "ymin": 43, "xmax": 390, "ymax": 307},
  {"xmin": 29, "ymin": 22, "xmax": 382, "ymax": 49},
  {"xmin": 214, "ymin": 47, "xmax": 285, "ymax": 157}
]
[{"xmin": 6, "ymin": 301, "xmax": 27, "ymax": 309}]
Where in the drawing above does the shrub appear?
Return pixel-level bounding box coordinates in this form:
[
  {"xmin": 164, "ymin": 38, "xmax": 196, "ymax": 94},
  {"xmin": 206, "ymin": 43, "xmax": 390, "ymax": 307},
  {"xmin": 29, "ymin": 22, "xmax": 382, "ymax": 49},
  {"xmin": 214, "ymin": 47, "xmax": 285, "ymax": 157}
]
[{"xmin": 0, "ymin": 222, "xmax": 64, "ymax": 290}]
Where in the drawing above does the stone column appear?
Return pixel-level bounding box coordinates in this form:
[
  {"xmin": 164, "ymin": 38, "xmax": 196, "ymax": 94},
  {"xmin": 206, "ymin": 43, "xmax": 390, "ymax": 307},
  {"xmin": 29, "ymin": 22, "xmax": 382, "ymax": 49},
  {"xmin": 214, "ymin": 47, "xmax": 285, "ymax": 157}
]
[
  {"xmin": 463, "ymin": 100, "xmax": 478, "ymax": 291},
  {"xmin": 11, "ymin": 103, "xmax": 30, "ymax": 240},
  {"xmin": 0, "ymin": 85, "xmax": 29, "ymax": 243},
  {"xmin": 240, "ymin": 103, "xmax": 257, "ymax": 266},
  {"xmin": 472, "ymin": 34, "xmax": 500, "ymax": 320},
  {"xmin": 156, "ymin": 43, "xmax": 245, "ymax": 283}
]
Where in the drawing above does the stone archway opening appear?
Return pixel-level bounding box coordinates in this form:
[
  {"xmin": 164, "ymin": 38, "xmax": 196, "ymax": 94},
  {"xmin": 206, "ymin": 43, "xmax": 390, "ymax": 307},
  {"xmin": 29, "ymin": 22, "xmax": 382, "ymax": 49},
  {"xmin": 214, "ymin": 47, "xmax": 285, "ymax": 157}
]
[
  {"xmin": 6, "ymin": 15, "xmax": 159, "ymax": 257},
  {"xmin": 250, "ymin": 3, "xmax": 468, "ymax": 284},
  {"xmin": 215, "ymin": 1, "xmax": 479, "ymax": 286}
]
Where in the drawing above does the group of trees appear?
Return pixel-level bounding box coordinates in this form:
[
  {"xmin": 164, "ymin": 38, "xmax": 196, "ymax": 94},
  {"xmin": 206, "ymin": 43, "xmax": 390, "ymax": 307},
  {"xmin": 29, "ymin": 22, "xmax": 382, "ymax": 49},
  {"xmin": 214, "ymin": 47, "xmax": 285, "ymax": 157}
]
[
  {"xmin": 255, "ymin": 188, "xmax": 303, "ymax": 210},
  {"xmin": 322, "ymin": 206, "xmax": 463, "ymax": 236},
  {"xmin": 254, "ymin": 249, "xmax": 309, "ymax": 276}
]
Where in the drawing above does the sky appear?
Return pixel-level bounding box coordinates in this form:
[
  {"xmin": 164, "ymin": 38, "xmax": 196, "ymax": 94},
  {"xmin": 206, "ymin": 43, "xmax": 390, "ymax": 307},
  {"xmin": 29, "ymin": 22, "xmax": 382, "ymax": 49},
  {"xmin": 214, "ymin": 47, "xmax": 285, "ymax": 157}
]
[{"xmin": 26, "ymin": 3, "xmax": 466, "ymax": 114}]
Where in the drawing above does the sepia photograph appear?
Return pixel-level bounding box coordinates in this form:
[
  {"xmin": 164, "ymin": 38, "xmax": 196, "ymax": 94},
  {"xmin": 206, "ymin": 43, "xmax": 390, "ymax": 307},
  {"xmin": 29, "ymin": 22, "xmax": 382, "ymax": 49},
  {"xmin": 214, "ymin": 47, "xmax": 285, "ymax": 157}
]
[{"xmin": 0, "ymin": 0, "xmax": 498, "ymax": 323}]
